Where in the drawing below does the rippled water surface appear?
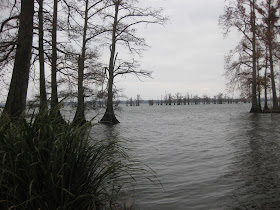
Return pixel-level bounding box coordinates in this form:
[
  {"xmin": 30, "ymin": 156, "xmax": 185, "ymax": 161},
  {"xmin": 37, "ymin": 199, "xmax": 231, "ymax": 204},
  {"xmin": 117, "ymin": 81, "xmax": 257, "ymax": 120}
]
[{"xmin": 90, "ymin": 104, "xmax": 280, "ymax": 209}]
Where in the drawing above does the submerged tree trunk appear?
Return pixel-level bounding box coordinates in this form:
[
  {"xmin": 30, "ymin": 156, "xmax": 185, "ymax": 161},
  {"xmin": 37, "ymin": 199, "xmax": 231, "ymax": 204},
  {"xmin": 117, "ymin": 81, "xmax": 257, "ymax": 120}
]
[
  {"xmin": 250, "ymin": 0, "xmax": 262, "ymax": 113},
  {"xmin": 262, "ymin": 0, "xmax": 278, "ymax": 111},
  {"xmin": 73, "ymin": 56, "xmax": 86, "ymax": 124},
  {"xmin": 100, "ymin": 1, "xmax": 120, "ymax": 124},
  {"xmin": 257, "ymin": 56, "xmax": 262, "ymax": 110},
  {"xmin": 264, "ymin": 51, "xmax": 269, "ymax": 111},
  {"xmin": 73, "ymin": 0, "xmax": 88, "ymax": 125},
  {"xmin": 268, "ymin": 34, "xmax": 278, "ymax": 110},
  {"xmin": 38, "ymin": 0, "xmax": 47, "ymax": 109},
  {"xmin": 3, "ymin": 0, "xmax": 34, "ymax": 118}
]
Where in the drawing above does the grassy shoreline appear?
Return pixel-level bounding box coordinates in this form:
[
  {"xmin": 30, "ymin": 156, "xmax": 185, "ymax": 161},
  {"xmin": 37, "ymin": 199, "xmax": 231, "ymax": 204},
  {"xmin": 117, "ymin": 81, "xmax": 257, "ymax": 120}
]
[{"xmin": 0, "ymin": 109, "xmax": 153, "ymax": 209}]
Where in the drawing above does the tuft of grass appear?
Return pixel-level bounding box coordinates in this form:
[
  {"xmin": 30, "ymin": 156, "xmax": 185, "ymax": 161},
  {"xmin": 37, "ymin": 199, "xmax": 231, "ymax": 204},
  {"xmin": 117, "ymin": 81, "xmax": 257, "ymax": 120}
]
[{"xmin": 0, "ymin": 109, "xmax": 149, "ymax": 209}]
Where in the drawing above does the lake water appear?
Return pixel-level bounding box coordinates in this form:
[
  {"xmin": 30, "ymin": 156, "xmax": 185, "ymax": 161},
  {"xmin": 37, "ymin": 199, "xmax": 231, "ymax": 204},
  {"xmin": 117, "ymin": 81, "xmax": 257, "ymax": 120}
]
[{"xmin": 88, "ymin": 103, "xmax": 280, "ymax": 209}]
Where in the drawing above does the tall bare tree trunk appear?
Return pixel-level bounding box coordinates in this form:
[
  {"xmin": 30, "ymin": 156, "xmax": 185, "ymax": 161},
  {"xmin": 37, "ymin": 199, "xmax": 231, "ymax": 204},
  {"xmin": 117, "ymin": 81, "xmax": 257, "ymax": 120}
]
[
  {"xmin": 250, "ymin": 0, "xmax": 262, "ymax": 113},
  {"xmin": 73, "ymin": 0, "xmax": 88, "ymax": 124},
  {"xmin": 100, "ymin": 1, "xmax": 120, "ymax": 124},
  {"xmin": 268, "ymin": 44, "xmax": 278, "ymax": 110},
  {"xmin": 50, "ymin": 0, "xmax": 63, "ymax": 119},
  {"xmin": 279, "ymin": 64, "xmax": 280, "ymax": 106},
  {"xmin": 51, "ymin": 0, "xmax": 58, "ymax": 110},
  {"xmin": 259, "ymin": 0, "xmax": 279, "ymax": 111},
  {"xmin": 264, "ymin": 48, "xmax": 269, "ymax": 111},
  {"xmin": 3, "ymin": 0, "xmax": 34, "ymax": 118},
  {"xmin": 38, "ymin": 0, "xmax": 47, "ymax": 109},
  {"xmin": 257, "ymin": 60, "xmax": 261, "ymax": 110},
  {"xmin": 267, "ymin": 23, "xmax": 278, "ymax": 110}
]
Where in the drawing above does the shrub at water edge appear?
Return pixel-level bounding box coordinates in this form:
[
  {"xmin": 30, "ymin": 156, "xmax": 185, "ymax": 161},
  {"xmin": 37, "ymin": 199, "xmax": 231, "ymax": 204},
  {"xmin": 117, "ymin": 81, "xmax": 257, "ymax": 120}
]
[{"xmin": 0, "ymin": 110, "xmax": 139, "ymax": 209}]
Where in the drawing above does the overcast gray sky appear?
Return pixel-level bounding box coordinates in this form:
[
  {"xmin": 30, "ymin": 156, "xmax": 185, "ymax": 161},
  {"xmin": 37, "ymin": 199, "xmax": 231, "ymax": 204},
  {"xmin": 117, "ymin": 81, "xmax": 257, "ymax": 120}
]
[
  {"xmin": 1, "ymin": 0, "xmax": 241, "ymax": 103},
  {"xmin": 115, "ymin": 0, "xmax": 240, "ymax": 100}
]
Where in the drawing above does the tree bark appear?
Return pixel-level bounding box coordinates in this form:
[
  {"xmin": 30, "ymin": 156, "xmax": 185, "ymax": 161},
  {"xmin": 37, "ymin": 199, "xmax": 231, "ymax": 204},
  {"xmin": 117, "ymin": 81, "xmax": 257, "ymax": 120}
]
[
  {"xmin": 264, "ymin": 49, "xmax": 269, "ymax": 111},
  {"xmin": 257, "ymin": 56, "xmax": 262, "ymax": 110},
  {"xmin": 51, "ymin": 0, "xmax": 58, "ymax": 110},
  {"xmin": 38, "ymin": 0, "xmax": 47, "ymax": 109},
  {"xmin": 268, "ymin": 41, "xmax": 278, "ymax": 110},
  {"xmin": 250, "ymin": 0, "xmax": 262, "ymax": 113},
  {"xmin": 3, "ymin": 0, "xmax": 34, "ymax": 118},
  {"xmin": 267, "ymin": 3, "xmax": 279, "ymax": 110},
  {"xmin": 100, "ymin": 1, "xmax": 120, "ymax": 124},
  {"xmin": 73, "ymin": 0, "xmax": 88, "ymax": 125},
  {"xmin": 73, "ymin": 56, "xmax": 86, "ymax": 124},
  {"xmin": 50, "ymin": 0, "xmax": 64, "ymax": 120}
]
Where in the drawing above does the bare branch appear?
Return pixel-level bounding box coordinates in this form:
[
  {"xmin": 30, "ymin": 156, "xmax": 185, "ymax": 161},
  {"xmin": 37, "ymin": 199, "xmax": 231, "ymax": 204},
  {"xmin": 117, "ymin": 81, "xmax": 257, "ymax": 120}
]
[{"xmin": 0, "ymin": 15, "xmax": 19, "ymax": 33}]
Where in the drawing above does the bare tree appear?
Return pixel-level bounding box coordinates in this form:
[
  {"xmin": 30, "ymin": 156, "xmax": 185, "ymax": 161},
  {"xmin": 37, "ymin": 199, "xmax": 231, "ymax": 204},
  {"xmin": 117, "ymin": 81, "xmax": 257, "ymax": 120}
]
[
  {"xmin": 220, "ymin": 0, "xmax": 262, "ymax": 112},
  {"xmin": 257, "ymin": 0, "xmax": 280, "ymax": 110},
  {"xmin": 175, "ymin": 93, "xmax": 181, "ymax": 105},
  {"xmin": 0, "ymin": 1, "xmax": 49, "ymax": 111},
  {"xmin": 263, "ymin": 47, "xmax": 270, "ymax": 111},
  {"xmin": 224, "ymin": 38, "xmax": 254, "ymax": 98},
  {"xmin": 203, "ymin": 94, "xmax": 210, "ymax": 104},
  {"xmin": 37, "ymin": 0, "xmax": 47, "ymax": 109},
  {"xmin": 63, "ymin": 0, "xmax": 109, "ymax": 124},
  {"xmin": 3, "ymin": 0, "xmax": 34, "ymax": 118},
  {"xmin": 136, "ymin": 94, "xmax": 141, "ymax": 106},
  {"xmin": 50, "ymin": 0, "xmax": 60, "ymax": 114},
  {"xmin": 46, "ymin": 0, "xmax": 72, "ymax": 122},
  {"xmin": 0, "ymin": 1, "xmax": 20, "ymax": 79},
  {"xmin": 100, "ymin": 0, "xmax": 166, "ymax": 124}
]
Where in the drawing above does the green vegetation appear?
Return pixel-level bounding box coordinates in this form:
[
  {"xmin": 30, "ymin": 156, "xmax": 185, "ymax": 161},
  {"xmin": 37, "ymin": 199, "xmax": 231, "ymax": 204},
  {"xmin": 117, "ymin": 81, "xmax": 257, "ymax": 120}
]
[{"xmin": 0, "ymin": 110, "xmax": 143, "ymax": 209}]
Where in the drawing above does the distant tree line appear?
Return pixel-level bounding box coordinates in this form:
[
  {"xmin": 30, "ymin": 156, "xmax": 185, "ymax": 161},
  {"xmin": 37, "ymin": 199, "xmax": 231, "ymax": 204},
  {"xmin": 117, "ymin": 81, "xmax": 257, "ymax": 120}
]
[
  {"xmin": 0, "ymin": 0, "xmax": 166, "ymax": 124},
  {"xmin": 220, "ymin": 0, "xmax": 280, "ymax": 113},
  {"xmin": 126, "ymin": 93, "xmax": 250, "ymax": 106}
]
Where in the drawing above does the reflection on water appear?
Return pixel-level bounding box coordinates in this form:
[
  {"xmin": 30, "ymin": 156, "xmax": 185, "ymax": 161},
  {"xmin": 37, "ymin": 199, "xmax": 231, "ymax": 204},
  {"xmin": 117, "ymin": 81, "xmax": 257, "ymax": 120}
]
[
  {"xmin": 90, "ymin": 104, "xmax": 280, "ymax": 209},
  {"xmin": 226, "ymin": 114, "xmax": 280, "ymax": 209}
]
